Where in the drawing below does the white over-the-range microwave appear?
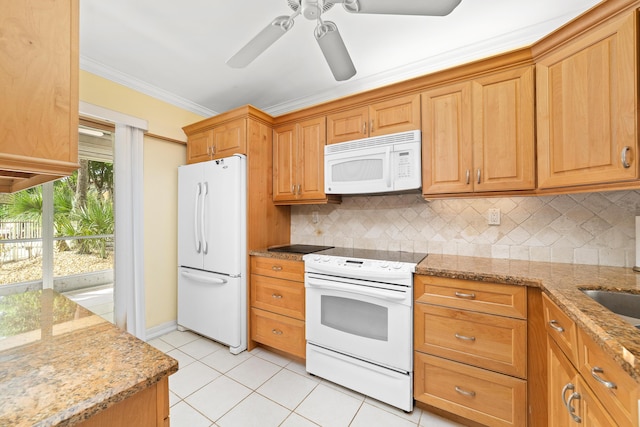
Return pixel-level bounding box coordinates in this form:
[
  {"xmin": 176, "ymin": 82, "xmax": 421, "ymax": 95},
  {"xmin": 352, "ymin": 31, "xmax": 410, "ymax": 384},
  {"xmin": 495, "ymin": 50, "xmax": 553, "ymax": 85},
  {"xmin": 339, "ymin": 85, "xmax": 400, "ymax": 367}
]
[{"xmin": 324, "ymin": 130, "xmax": 421, "ymax": 195}]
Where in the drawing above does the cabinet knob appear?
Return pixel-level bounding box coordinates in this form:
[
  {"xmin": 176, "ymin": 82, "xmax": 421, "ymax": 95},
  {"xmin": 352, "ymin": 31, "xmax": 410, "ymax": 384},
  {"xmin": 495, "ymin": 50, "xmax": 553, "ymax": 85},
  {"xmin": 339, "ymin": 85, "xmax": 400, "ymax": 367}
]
[
  {"xmin": 362, "ymin": 122, "xmax": 367, "ymax": 135},
  {"xmin": 271, "ymin": 293, "xmax": 283, "ymax": 299},
  {"xmin": 476, "ymin": 168, "xmax": 481, "ymax": 184},
  {"xmin": 272, "ymin": 329, "xmax": 283, "ymax": 335},
  {"xmin": 272, "ymin": 265, "xmax": 283, "ymax": 271},
  {"xmin": 465, "ymin": 169, "xmax": 470, "ymax": 185}
]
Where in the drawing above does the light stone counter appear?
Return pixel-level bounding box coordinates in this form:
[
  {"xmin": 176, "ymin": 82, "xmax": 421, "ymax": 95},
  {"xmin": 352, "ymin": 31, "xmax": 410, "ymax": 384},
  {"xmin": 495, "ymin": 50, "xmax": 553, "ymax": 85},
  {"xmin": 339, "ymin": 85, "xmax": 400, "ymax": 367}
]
[{"xmin": 0, "ymin": 289, "xmax": 178, "ymax": 426}]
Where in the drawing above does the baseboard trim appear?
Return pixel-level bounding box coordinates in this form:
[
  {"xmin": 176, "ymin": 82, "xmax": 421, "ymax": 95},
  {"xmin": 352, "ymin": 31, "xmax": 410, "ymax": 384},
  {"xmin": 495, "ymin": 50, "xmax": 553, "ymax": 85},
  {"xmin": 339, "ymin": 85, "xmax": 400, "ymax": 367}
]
[{"xmin": 146, "ymin": 320, "xmax": 177, "ymax": 341}]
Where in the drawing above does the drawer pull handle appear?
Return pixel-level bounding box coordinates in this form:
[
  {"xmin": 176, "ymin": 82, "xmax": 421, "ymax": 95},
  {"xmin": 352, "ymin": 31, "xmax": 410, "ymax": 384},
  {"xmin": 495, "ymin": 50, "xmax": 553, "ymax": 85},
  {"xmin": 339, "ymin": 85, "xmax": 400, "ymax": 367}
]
[
  {"xmin": 271, "ymin": 294, "xmax": 283, "ymax": 299},
  {"xmin": 591, "ymin": 367, "xmax": 617, "ymax": 389},
  {"xmin": 562, "ymin": 383, "xmax": 582, "ymax": 423},
  {"xmin": 454, "ymin": 386, "xmax": 476, "ymax": 397},
  {"xmin": 271, "ymin": 265, "xmax": 283, "ymax": 271},
  {"xmin": 454, "ymin": 291, "xmax": 476, "ymax": 299},
  {"xmin": 272, "ymin": 329, "xmax": 283, "ymax": 335},
  {"xmin": 621, "ymin": 146, "xmax": 632, "ymax": 168},
  {"xmin": 455, "ymin": 333, "xmax": 476, "ymax": 342},
  {"xmin": 549, "ymin": 320, "xmax": 564, "ymax": 333}
]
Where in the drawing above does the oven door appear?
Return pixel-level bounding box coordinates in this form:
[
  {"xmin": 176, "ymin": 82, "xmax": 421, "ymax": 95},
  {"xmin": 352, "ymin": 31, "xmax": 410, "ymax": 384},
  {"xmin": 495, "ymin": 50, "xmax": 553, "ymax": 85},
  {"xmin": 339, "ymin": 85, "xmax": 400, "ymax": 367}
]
[{"xmin": 305, "ymin": 272, "xmax": 412, "ymax": 371}]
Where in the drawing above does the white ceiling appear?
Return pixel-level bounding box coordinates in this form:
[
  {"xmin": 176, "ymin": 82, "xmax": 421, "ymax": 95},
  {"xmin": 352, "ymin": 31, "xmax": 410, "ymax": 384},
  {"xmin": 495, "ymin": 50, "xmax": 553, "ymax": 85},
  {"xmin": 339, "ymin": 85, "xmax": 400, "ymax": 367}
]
[{"xmin": 80, "ymin": 0, "xmax": 602, "ymax": 118}]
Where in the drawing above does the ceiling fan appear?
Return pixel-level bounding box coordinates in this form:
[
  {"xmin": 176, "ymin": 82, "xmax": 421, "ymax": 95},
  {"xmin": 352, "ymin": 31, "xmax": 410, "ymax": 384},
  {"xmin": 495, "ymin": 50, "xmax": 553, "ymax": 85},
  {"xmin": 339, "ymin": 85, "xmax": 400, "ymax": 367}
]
[{"xmin": 226, "ymin": 0, "xmax": 462, "ymax": 81}]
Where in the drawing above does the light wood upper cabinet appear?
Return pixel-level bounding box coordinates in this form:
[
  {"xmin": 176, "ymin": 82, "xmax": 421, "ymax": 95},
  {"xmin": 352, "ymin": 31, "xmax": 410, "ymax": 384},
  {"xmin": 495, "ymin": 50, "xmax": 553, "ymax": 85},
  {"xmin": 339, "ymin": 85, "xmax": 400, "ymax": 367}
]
[
  {"xmin": 422, "ymin": 66, "xmax": 535, "ymax": 196},
  {"xmin": 536, "ymin": 10, "xmax": 638, "ymax": 189},
  {"xmin": 0, "ymin": 0, "xmax": 79, "ymax": 193},
  {"xmin": 273, "ymin": 117, "xmax": 330, "ymax": 204},
  {"xmin": 185, "ymin": 118, "xmax": 246, "ymax": 164},
  {"xmin": 327, "ymin": 94, "xmax": 420, "ymax": 144},
  {"xmin": 472, "ymin": 66, "xmax": 535, "ymax": 192},
  {"xmin": 421, "ymin": 82, "xmax": 473, "ymax": 195}
]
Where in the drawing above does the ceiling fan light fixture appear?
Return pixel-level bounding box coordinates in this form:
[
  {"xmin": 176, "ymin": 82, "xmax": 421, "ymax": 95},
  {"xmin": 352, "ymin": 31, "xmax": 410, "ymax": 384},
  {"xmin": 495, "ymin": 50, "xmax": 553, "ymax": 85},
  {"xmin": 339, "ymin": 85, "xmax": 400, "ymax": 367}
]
[
  {"xmin": 342, "ymin": 0, "xmax": 462, "ymax": 16},
  {"xmin": 314, "ymin": 21, "xmax": 356, "ymax": 81},
  {"xmin": 226, "ymin": 15, "xmax": 294, "ymax": 68}
]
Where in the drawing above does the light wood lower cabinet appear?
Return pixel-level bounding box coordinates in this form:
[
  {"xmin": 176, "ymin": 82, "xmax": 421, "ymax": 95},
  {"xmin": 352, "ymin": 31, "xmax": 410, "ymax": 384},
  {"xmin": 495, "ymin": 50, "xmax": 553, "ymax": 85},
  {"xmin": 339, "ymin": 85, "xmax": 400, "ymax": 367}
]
[
  {"xmin": 414, "ymin": 352, "xmax": 527, "ymax": 427},
  {"xmin": 548, "ymin": 337, "xmax": 616, "ymax": 427},
  {"xmin": 543, "ymin": 293, "xmax": 639, "ymax": 426},
  {"xmin": 414, "ymin": 275, "xmax": 528, "ymax": 426},
  {"xmin": 249, "ymin": 256, "xmax": 305, "ymax": 359},
  {"xmin": 79, "ymin": 377, "xmax": 169, "ymax": 427}
]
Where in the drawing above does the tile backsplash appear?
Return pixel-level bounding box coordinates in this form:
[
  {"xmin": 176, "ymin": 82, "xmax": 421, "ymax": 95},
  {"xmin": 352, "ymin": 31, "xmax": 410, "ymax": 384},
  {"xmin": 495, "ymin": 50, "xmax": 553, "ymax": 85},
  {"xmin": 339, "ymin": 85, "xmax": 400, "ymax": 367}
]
[{"xmin": 291, "ymin": 190, "xmax": 640, "ymax": 267}]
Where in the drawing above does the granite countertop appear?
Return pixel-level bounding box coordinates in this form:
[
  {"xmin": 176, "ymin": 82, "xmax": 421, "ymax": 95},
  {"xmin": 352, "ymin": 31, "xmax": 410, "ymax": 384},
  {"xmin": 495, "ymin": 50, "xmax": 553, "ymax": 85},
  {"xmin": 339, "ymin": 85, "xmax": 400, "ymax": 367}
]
[
  {"xmin": 251, "ymin": 248, "xmax": 640, "ymax": 384},
  {"xmin": 0, "ymin": 289, "xmax": 178, "ymax": 427}
]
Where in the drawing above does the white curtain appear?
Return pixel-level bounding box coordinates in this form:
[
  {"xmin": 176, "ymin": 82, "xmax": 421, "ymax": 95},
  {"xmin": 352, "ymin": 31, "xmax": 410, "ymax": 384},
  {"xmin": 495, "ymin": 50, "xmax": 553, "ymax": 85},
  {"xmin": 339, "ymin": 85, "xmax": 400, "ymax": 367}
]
[{"xmin": 114, "ymin": 123, "xmax": 146, "ymax": 339}]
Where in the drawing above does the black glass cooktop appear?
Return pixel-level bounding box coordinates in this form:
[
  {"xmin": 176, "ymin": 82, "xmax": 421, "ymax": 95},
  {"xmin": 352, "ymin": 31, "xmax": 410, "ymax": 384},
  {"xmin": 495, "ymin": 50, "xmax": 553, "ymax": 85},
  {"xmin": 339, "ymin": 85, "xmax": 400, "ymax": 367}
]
[{"xmin": 267, "ymin": 244, "xmax": 334, "ymax": 254}]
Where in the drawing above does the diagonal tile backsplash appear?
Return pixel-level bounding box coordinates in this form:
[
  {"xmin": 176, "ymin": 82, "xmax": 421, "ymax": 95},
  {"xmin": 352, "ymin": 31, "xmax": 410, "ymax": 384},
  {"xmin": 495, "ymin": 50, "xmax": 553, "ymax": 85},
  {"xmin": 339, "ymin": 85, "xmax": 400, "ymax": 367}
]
[{"xmin": 291, "ymin": 190, "xmax": 640, "ymax": 267}]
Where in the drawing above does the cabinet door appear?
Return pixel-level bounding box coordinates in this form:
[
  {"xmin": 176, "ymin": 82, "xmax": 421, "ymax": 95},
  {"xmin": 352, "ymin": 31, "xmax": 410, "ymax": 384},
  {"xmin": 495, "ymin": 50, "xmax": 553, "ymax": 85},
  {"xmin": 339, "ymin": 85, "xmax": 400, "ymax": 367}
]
[
  {"xmin": 369, "ymin": 93, "xmax": 421, "ymax": 137},
  {"xmin": 273, "ymin": 124, "xmax": 297, "ymax": 202},
  {"xmin": 579, "ymin": 378, "xmax": 617, "ymax": 427},
  {"xmin": 473, "ymin": 66, "xmax": 535, "ymax": 192},
  {"xmin": 548, "ymin": 338, "xmax": 576, "ymax": 427},
  {"xmin": 297, "ymin": 117, "xmax": 326, "ymax": 201},
  {"xmin": 212, "ymin": 118, "xmax": 247, "ymax": 159},
  {"xmin": 421, "ymin": 82, "xmax": 473, "ymax": 195},
  {"xmin": 327, "ymin": 106, "xmax": 368, "ymax": 144},
  {"xmin": 186, "ymin": 131, "xmax": 213, "ymax": 164},
  {"xmin": 536, "ymin": 11, "xmax": 638, "ymax": 189},
  {"xmin": 0, "ymin": 0, "xmax": 79, "ymax": 191}
]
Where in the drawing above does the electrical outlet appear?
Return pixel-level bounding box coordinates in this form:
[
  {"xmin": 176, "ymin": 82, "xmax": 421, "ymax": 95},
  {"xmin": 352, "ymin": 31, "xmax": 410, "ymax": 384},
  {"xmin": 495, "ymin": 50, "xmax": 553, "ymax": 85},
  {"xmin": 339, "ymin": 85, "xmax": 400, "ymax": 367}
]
[
  {"xmin": 488, "ymin": 208, "xmax": 501, "ymax": 225},
  {"xmin": 312, "ymin": 211, "xmax": 319, "ymax": 224}
]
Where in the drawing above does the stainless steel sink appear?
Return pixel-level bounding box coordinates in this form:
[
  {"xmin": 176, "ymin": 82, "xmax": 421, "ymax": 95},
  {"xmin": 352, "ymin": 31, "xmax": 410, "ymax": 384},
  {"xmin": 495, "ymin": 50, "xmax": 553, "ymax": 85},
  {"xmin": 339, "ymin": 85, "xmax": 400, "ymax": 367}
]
[{"xmin": 581, "ymin": 289, "xmax": 640, "ymax": 328}]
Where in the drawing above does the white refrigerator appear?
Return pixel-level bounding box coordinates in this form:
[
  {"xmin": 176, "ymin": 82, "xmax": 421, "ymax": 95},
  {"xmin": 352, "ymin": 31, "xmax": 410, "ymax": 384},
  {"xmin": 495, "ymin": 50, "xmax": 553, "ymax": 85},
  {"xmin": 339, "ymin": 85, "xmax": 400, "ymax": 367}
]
[{"xmin": 177, "ymin": 154, "xmax": 247, "ymax": 354}]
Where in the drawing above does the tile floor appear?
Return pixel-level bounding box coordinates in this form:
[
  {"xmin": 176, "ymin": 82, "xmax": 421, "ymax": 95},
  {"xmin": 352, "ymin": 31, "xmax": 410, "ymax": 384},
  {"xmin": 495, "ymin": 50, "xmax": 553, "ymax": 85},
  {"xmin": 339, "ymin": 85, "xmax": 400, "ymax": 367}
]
[{"xmin": 148, "ymin": 330, "xmax": 466, "ymax": 427}]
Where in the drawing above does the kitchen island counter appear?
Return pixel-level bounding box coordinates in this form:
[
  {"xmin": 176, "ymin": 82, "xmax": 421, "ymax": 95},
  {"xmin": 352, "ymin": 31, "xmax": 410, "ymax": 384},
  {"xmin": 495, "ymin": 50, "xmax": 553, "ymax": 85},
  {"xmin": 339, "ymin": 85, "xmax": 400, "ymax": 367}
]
[{"xmin": 0, "ymin": 289, "xmax": 178, "ymax": 426}]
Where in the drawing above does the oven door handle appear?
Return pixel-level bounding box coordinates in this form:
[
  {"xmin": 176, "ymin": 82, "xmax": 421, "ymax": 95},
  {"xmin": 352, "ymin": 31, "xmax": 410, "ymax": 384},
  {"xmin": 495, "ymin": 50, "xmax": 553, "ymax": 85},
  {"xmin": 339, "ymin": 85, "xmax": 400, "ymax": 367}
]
[{"xmin": 306, "ymin": 278, "xmax": 408, "ymax": 301}]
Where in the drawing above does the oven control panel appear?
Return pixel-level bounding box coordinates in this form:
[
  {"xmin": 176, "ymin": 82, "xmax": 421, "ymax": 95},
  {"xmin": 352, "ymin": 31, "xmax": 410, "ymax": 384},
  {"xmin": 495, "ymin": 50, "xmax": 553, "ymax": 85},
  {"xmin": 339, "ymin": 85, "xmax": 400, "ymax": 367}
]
[{"xmin": 304, "ymin": 254, "xmax": 416, "ymax": 275}]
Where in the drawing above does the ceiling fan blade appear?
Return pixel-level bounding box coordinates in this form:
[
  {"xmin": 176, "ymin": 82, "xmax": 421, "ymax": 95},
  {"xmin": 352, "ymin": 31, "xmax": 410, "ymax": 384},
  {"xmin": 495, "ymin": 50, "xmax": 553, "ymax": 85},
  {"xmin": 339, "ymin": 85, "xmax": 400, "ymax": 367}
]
[
  {"xmin": 227, "ymin": 16, "xmax": 294, "ymax": 68},
  {"xmin": 314, "ymin": 21, "xmax": 356, "ymax": 81},
  {"xmin": 339, "ymin": 0, "xmax": 462, "ymax": 16}
]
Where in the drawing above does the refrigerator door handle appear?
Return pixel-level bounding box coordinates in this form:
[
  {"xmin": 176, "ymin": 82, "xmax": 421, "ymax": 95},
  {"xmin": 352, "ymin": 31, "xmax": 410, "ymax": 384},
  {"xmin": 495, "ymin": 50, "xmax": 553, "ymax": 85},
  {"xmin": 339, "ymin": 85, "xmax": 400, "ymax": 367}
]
[
  {"xmin": 201, "ymin": 182, "xmax": 209, "ymax": 255},
  {"xmin": 181, "ymin": 270, "xmax": 228, "ymax": 285},
  {"xmin": 194, "ymin": 183, "xmax": 202, "ymax": 253}
]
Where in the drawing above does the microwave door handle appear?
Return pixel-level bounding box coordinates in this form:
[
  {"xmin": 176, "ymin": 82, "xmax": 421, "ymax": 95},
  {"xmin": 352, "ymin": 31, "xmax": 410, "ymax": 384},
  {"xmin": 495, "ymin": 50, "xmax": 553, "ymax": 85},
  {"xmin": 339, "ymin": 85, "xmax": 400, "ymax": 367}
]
[
  {"xmin": 386, "ymin": 146, "xmax": 392, "ymax": 188},
  {"xmin": 307, "ymin": 278, "xmax": 407, "ymax": 301}
]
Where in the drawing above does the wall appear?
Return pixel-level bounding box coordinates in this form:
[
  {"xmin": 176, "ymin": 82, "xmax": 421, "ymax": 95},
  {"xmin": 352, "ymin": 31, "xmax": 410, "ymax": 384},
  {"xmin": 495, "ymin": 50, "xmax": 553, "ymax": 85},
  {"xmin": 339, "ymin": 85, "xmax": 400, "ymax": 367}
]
[
  {"xmin": 80, "ymin": 70, "xmax": 205, "ymax": 330},
  {"xmin": 291, "ymin": 190, "xmax": 639, "ymax": 267}
]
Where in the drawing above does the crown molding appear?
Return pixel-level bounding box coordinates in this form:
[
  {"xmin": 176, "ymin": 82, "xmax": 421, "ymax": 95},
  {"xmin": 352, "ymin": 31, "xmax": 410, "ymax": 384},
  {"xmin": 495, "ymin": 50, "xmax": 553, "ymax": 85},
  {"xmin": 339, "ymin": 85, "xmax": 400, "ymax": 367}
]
[
  {"xmin": 80, "ymin": 8, "xmax": 589, "ymax": 120},
  {"xmin": 80, "ymin": 56, "xmax": 218, "ymax": 118},
  {"xmin": 263, "ymin": 10, "xmax": 584, "ymax": 116}
]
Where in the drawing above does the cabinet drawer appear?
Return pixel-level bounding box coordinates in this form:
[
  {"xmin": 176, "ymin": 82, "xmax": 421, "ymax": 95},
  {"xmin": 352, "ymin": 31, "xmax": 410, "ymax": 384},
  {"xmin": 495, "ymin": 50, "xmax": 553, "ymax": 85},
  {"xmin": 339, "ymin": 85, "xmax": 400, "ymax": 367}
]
[
  {"xmin": 415, "ymin": 276, "xmax": 527, "ymax": 319},
  {"xmin": 415, "ymin": 304, "xmax": 527, "ymax": 378},
  {"xmin": 251, "ymin": 256, "xmax": 304, "ymax": 282},
  {"xmin": 578, "ymin": 328, "xmax": 639, "ymax": 426},
  {"xmin": 414, "ymin": 353, "xmax": 526, "ymax": 427},
  {"xmin": 542, "ymin": 293, "xmax": 579, "ymax": 366},
  {"xmin": 250, "ymin": 308, "xmax": 305, "ymax": 359},
  {"xmin": 250, "ymin": 274, "xmax": 305, "ymax": 320}
]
